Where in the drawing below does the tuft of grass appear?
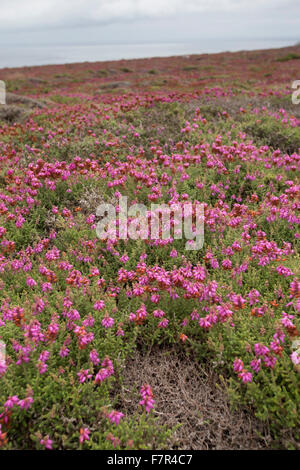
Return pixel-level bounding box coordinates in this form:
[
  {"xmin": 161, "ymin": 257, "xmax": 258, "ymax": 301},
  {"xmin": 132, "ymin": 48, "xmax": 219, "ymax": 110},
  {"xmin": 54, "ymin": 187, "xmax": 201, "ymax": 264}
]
[{"xmin": 276, "ymin": 53, "xmax": 300, "ymax": 62}]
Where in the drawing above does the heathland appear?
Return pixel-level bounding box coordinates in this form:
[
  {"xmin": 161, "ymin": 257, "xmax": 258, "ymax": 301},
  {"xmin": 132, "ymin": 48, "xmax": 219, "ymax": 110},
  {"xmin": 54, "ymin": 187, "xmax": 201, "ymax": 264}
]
[{"xmin": 0, "ymin": 45, "xmax": 299, "ymax": 449}]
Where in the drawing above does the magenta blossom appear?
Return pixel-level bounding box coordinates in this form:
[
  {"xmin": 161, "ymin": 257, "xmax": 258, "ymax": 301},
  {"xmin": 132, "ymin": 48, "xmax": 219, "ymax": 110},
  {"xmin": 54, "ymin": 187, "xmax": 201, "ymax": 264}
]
[
  {"xmin": 107, "ymin": 410, "xmax": 124, "ymax": 426},
  {"xmin": 40, "ymin": 435, "xmax": 53, "ymax": 450},
  {"xmin": 79, "ymin": 427, "xmax": 90, "ymax": 444}
]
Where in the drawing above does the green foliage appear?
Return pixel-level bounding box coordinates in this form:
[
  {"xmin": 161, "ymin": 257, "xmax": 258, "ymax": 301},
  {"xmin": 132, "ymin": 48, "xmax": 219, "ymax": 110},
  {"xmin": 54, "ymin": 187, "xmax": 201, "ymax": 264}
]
[{"xmin": 276, "ymin": 53, "xmax": 300, "ymax": 62}]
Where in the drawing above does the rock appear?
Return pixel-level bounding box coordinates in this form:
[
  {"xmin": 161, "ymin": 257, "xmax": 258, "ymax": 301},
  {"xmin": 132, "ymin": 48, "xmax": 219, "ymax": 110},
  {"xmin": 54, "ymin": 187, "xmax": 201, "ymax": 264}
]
[
  {"xmin": 27, "ymin": 77, "xmax": 46, "ymax": 84},
  {"xmin": 6, "ymin": 92, "xmax": 46, "ymax": 108},
  {"xmin": 98, "ymin": 81, "xmax": 131, "ymax": 91}
]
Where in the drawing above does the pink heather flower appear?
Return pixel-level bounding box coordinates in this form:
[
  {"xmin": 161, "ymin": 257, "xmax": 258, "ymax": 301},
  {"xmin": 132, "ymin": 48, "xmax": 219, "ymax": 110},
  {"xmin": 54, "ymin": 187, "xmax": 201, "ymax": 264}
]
[
  {"xmin": 233, "ymin": 358, "xmax": 244, "ymax": 373},
  {"xmin": 48, "ymin": 322, "xmax": 59, "ymax": 336},
  {"xmin": 4, "ymin": 395, "xmax": 19, "ymax": 409},
  {"xmin": 59, "ymin": 346, "xmax": 69, "ymax": 358},
  {"xmin": 150, "ymin": 294, "xmax": 160, "ymax": 303},
  {"xmin": 0, "ymin": 423, "xmax": 7, "ymax": 444},
  {"xmin": 270, "ymin": 338, "xmax": 282, "ymax": 354},
  {"xmin": 101, "ymin": 357, "xmax": 114, "ymax": 374},
  {"xmin": 97, "ymin": 277, "xmax": 106, "ymax": 288},
  {"xmin": 62, "ymin": 208, "xmax": 72, "ymax": 219},
  {"xmin": 102, "ymin": 315, "xmax": 114, "ymax": 328},
  {"xmin": 26, "ymin": 277, "xmax": 37, "ymax": 288},
  {"xmin": 232, "ymin": 240, "xmax": 242, "ymax": 251},
  {"xmin": 290, "ymin": 279, "xmax": 300, "ymax": 298},
  {"xmin": 89, "ymin": 349, "xmax": 100, "ymax": 365},
  {"xmin": 90, "ymin": 267, "xmax": 100, "ymax": 277},
  {"xmin": 276, "ymin": 265, "xmax": 293, "ymax": 277},
  {"xmin": 95, "ymin": 358, "xmax": 114, "ymax": 384},
  {"xmin": 49, "ymin": 230, "xmax": 57, "ymax": 239},
  {"xmin": 238, "ymin": 370, "xmax": 253, "ymax": 383},
  {"xmin": 19, "ymin": 396, "xmax": 34, "ymax": 410},
  {"xmin": 190, "ymin": 309, "xmax": 199, "ymax": 320},
  {"xmin": 107, "ymin": 411, "xmax": 124, "ymax": 426},
  {"xmin": 263, "ymin": 355, "xmax": 277, "ymax": 369},
  {"xmin": 136, "ymin": 303, "xmax": 147, "ymax": 321},
  {"xmin": 77, "ymin": 369, "xmax": 92, "ymax": 384},
  {"xmin": 250, "ymin": 358, "xmax": 261, "ymax": 373},
  {"xmin": 37, "ymin": 361, "xmax": 48, "ymax": 374},
  {"xmin": 40, "ymin": 435, "xmax": 53, "ymax": 450},
  {"xmin": 80, "ymin": 427, "xmax": 90, "ymax": 444},
  {"xmin": 180, "ymin": 333, "xmax": 188, "ymax": 342},
  {"xmin": 82, "ymin": 315, "xmax": 95, "ymax": 328},
  {"xmin": 281, "ymin": 312, "xmax": 295, "ymax": 329},
  {"xmin": 45, "ymin": 247, "xmax": 60, "ymax": 261},
  {"xmin": 199, "ymin": 315, "xmax": 213, "ymax": 329},
  {"xmin": 94, "ymin": 300, "xmax": 105, "ymax": 311},
  {"xmin": 158, "ymin": 318, "xmax": 169, "ymax": 328},
  {"xmin": 153, "ymin": 309, "xmax": 165, "ymax": 318},
  {"xmin": 170, "ymin": 249, "xmax": 178, "ymax": 258},
  {"xmin": 231, "ymin": 294, "xmax": 247, "ymax": 313},
  {"xmin": 39, "ymin": 351, "xmax": 50, "ymax": 362},
  {"xmin": 63, "ymin": 297, "xmax": 73, "ymax": 309},
  {"xmin": 139, "ymin": 385, "xmax": 155, "ymax": 413},
  {"xmin": 0, "ymin": 361, "xmax": 7, "ymax": 376},
  {"xmin": 120, "ymin": 254, "xmax": 129, "ymax": 263},
  {"xmin": 273, "ymin": 329, "xmax": 285, "ymax": 344},
  {"xmin": 254, "ymin": 343, "xmax": 270, "ymax": 356},
  {"xmin": 222, "ymin": 259, "xmax": 232, "ymax": 270},
  {"xmin": 129, "ymin": 312, "xmax": 136, "ymax": 322},
  {"xmin": 16, "ymin": 215, "xmax": 25, "ymax": 228},
  {"xmin": 41, "ymin": 282, "xmax": 52, "ymax": 292},
  {"xmin": 140, "ymin": 395, "xmax": 155, "ymax": 413},
  {"xmin": 34, "ymin": 298, "xmax": 46, "ymax": 315},
  {"xmin": 95, "ymin": 368, "xmax": 108, "ymax": 384},
  {"xmin": 86, "ymin": 215, "xmax": 95, "ymax": 225},
  {"xmin": 248, "ymin": 289, "xmax": 260, "ymax": 306},
  {"xmin": 290, "ymin": 351, "xmax": 300, "ymax": 366}
]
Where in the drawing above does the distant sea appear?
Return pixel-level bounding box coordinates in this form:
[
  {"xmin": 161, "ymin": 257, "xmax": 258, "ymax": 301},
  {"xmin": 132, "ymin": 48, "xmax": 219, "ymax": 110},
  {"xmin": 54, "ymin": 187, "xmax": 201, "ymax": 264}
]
[{"xmin": 0, "ymin": 38, "xmax": 298, "ymax": 69}]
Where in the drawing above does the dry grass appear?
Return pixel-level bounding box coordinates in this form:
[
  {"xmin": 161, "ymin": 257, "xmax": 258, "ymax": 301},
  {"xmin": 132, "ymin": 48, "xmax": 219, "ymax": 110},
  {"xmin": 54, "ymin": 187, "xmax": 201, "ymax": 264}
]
[
  {"xmin": 186, "ymin": 95, "xmax": 300, "ymax": 120},
  {"xmin": 115, "ymin": 346, "xmax": 272, "ymax": 450},
  {"xmin": 0, "ymin": 105, "xmax": 28, "ymax": 123},
  {"xmin": 0, "ymin": 93, "xmax": 46, "ymax": 124}
]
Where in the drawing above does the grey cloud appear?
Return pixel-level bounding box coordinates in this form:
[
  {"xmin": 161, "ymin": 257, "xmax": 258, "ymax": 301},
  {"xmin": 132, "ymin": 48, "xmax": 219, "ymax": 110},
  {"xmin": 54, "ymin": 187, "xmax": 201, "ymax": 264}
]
[{"xmin": 0, "ymin": 0, "xmax": 299, "ymax": 31}]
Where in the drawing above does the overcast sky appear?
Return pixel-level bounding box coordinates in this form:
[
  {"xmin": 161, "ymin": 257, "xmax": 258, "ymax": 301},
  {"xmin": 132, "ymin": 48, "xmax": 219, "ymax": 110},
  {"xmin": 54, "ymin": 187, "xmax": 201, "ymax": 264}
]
[{"xmin": 0, "ymin": 0, "xmax": 299, "ymax": 46}]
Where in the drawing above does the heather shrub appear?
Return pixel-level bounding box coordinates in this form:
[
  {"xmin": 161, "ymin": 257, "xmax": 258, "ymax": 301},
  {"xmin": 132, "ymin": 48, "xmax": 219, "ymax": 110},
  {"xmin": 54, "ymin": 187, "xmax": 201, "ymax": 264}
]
[{"xmin": 0, "ymin": 48, "xmax": 299, "ymax": 450}]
